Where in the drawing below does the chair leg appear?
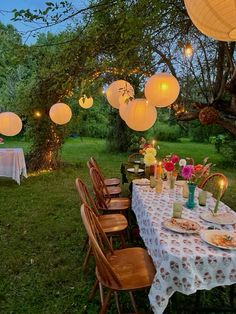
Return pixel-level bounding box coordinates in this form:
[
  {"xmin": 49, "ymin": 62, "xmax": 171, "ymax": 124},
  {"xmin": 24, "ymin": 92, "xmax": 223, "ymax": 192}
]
[
  {"xmin": 88, "ymin": 279, "xmax": 99, "ymax": 301},
  {"xmin": 82, "ymin": 243, "xmax": 92, "ymax": 272},
  {"xmin": 82, "ymin": 235, "xmax": 89, "ymax": 252},
  {"xmin": 129, "ymin": 291, "xmax": 139, "ymax": 313},
  {"xmin": 99, "ymin": 289, "xmax": 113, "ymax": 314},
  {"xmin": 114, "ymin": 291, "xmax": 122, "ymax": 314},
  {"xmin": 119, "ymin": 231, "xmax": 126, "ymax": 248},
  {"xmin": 99, "ymin": 282, "xmax": 104, "ymax": 305}
]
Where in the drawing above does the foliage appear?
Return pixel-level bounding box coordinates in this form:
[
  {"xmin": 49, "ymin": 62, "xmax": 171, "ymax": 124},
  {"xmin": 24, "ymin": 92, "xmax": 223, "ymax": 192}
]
[
  {"xmin": 149, "ymin": 121, "xmax": 181, "ymax": 142},
  {"xmin": 189, "ymin": 121, "xmax": 225, "ymax": 143}
]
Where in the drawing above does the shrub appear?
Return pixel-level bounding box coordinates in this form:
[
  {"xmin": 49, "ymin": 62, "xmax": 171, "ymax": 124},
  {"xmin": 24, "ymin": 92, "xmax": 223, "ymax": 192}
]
[{"xmin": 150, "ymin": 122, "xmax": 181, "ymax": 142}]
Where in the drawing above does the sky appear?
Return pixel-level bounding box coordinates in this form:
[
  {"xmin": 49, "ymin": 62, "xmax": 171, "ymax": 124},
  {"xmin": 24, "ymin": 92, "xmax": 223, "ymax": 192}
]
[{"xmin": 0, "ymin": 0, "xmax": 87, "ymax": 44}]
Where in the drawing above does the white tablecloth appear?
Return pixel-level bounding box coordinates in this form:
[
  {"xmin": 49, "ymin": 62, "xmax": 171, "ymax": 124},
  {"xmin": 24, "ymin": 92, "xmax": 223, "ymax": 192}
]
[
  {"xmin": 132, "ymin": 183, "xmax": 236, "ymax": 314},
  {"xmin": 0, "ymin": 148, "xmax": 27, "ymax": 184}
]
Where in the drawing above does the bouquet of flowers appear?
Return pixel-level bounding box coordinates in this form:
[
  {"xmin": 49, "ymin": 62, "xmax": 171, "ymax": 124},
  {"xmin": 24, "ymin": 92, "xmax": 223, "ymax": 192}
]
[
  {"xmin": 181, "ymin": 157, "xmax": 212, "ymax": 185},
  {"xmin": 163, "ymin": 154, "xmax": 180, "ymax": 175},
  {"xmin": 142, "ymin": 146, "xmax": 157, "ymax": 166}
]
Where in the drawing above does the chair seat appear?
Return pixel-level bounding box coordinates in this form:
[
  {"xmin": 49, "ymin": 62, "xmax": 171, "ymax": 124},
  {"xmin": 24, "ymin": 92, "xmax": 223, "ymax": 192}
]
[
  {"xmin": 107, "ymin": 186, "xmax": 122, "ymax": 196},
  {"xmin": 104, "ymin": 178, "xmax": 120, "ymax": 186},
  {"xmin": 106, "ymin": 197, "xmax": 130, "ymax": 211},
  {"xmin": 98, "ymin": 214, "xmax": 128, "ymax": 233},
  {"xmin": 97, "ymin": 247, "xmax": 156, "ymax": 291}
]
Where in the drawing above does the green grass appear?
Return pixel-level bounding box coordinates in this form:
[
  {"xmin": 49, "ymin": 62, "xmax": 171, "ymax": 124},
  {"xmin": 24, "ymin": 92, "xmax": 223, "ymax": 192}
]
[{"xmin": 0, "ymin": 138, "xmax": 235, "ymax": 313}]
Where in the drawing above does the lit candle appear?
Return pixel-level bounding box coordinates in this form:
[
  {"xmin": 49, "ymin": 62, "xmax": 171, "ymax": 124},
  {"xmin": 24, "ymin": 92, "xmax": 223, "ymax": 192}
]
[
  {"xmin": 157, "ymin": 162, "xmax": 162, "ymax": 177},
  {"xmin": 154, "ymin": 160, "xmax": 157, "ymax": 177},
  {"xmin": 213, "ymin": 180, "xmax": 224, "ymax": 214}
]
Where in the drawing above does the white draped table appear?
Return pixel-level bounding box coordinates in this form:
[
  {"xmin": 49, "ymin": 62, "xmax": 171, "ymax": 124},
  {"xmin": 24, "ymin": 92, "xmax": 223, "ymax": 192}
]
[
  {"xmin": 132, "ymin": 183, "xmax": 236, "ymax": 314},
  {"xmin": 0, "ymin": 148, "xmax": 27, "ymax": 184}
]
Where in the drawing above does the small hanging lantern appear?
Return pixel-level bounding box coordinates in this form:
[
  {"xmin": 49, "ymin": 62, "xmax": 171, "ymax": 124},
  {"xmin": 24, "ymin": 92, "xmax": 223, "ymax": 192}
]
[
  {"xmin": 49, "ymin": 102, "xmax": 72, "ymax": 125},
  {"xmin": 78, "ymin": 96, "xmax": 93, "ymax": 109},
  {"xmin": 144, "ymin": 73, "xmax": 180, "ymax": 107},
  {"xmin": 184, "ymin": 43, "xmax": 193, "ymax": 58},
  {"xmin": 0, "ymin": 112, "xmax": 22, "ymax": 136},
  {"xmin": 184, "ymin": 0, "xmax": 236, "ymax": 42},
  {"xmin": 125, "ymin": 98, "xmax": 157, "ymax": 131},
  {"xmin": 106, "ymin": 80, "xmax": 134, "ymax": 109}
]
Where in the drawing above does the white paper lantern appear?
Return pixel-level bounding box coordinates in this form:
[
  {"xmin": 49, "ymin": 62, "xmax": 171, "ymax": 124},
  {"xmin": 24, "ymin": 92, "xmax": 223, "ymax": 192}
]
[
  {"xmin": 125, "ymin": 98, "xmax": 157, "ymax": 131},
  {"xmin": 0, "ymin": 112, "xmax": 22, "ymax": 136},
  {"xmin": 144, "ymin": 73, "xmax": 180, "ymax": 107},
  {"xmin": 184, "ymin": 0, "xmax": 236, "ymax": 41},
  {"xmin": 49, "ymin": 103, "xmax": 72, "ymax": 125},
  {"xmin": 78, "ymin": 96, "xmax": 93, "ymax": 109},
  {"xmin": 106, "ymin": 80, "xmax": 134, "ymax": 109},
  {"xmin": 119, "ymin": 102, "xmax": 128, "ymax": 120}
]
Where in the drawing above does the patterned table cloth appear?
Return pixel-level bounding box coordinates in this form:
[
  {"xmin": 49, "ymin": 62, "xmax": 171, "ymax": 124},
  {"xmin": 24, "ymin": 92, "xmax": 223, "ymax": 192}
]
[
  {"xmin": 0, "ymin": 148, "xmax": 27, "ymax": 184},
  {"xmin": 132, "ymin": 183, "xmax": 236, "ymax": 314}
]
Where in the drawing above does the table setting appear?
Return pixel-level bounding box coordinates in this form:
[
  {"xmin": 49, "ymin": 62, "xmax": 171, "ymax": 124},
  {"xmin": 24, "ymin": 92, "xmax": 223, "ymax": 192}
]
[{"xmin": 130, "ymin": 149, "xmax": 236, "ymax": 314}]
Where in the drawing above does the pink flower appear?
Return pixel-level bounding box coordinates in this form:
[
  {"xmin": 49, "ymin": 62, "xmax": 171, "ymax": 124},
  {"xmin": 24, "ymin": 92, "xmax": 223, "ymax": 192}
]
[
  {"xmin": 171, "ymin": 154, "xmax": 179, "ymax": 164},
  {"xmin": 182, "ymin": 165, "xmax": 193, "ymax": 180},
  {"xmin": 164, "ymin": 161, "xmax": 174, "ymax": 172}
]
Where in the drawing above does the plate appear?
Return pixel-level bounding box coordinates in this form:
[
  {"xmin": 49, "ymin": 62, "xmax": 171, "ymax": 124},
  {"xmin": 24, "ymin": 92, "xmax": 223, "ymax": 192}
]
[
  {"xmin": 162, "ymin": 218, "xmax": 201, "ymax": 234},
  {"xmin": 200, "ymin": 212, "xmax": 236, "ymax": 225},
  {"xmin": 127, "ymin": 168, "xmax": 144, "ymax": 173},
  {"xmin": 175, "ymin": 180, "xmax": 185, "ymax": 186},
  {"xmin": 133, "ymin": 178, "xmax": 150, "ymax": 185},
  {"xmin": 133, "ymin": 160, "xmax": 141, "ymax": 164},
  {"xmin": 200, "ymin": 230, "xmax": 236, "ymax": 250}
]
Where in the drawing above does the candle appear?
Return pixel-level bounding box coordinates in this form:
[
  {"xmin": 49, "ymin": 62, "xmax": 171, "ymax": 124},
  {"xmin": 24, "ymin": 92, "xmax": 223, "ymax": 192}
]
[
  {"xmin": 154, "ymin": 160, "xmax": 157, "ymax": 177},
  {"xmin": 213, "ymin": 180, "xmax": 224, "ymax": 214},
  {"xmin": 152, "ymin": 140, "xmax": 155, "ymax": 147},
  {"xmin": 157, "ymin": 162, "xmax": 162, "ymax": 177}
]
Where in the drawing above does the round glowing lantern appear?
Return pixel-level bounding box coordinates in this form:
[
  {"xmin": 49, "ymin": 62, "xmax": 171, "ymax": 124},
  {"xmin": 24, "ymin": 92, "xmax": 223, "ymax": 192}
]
[
  {"xmin": 125, "ymin": 99, "xmax": 157, "ymax": 131},
  {"xmin": 78, "ymin": 96, "xmax": 93, "ymax": 109},
  {"xmin": 144, "ymin": 73, "xmax": 180, "ymax": 107},
  {"xmin": 106, "ymin": 80, "xmax": 134, "ymax": 109},
  {"xmin": 184, "ymin": 0, "xmax": 236, "ymax": 42},
  {"xmin": 49, "ymin": 102, "xmax": 72, "ymax": 125},
  {"xmin": 119, "ymin": 102, "xmax": 128, "ymax": 120},
  {"xmin": 0, "ymin": 112, "xmax": 22, "ymax": 136}
]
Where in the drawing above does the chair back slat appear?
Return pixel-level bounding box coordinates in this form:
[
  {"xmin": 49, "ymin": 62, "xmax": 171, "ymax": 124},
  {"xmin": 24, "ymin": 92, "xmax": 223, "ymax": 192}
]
[
  {"xmin": 199, "ymin": 173, "xmax": 228, "ymax": 198},
  {"xmin": 90, "ymin": 157, "xmax": 105, "ymax": 180},
  {"xmin": 75, "ymin": 178, "xmax": 99, "ymax": 216},
  {"xmin": 89, "ymin": 167, "xmax": 111, "ymax": 209},
  {"xmin": 80, "ymin": 204, "xmax": 121, "ymax": 288}
]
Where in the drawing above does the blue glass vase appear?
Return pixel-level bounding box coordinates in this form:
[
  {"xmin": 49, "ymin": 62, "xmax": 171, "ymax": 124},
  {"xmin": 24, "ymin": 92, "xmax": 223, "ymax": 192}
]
[{"xmin": 185, "ymin": 183, "xmax": 196, "ymax": 209}]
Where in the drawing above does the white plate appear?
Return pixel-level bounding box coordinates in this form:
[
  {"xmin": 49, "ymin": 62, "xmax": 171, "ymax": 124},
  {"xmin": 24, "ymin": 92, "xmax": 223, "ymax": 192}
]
[
  {"xmin": 133, "ymin": 178, "xmax": 150, "ymax": 185},
  {"xmin": 175, "ymin": 180, "xmax": 185, "ymax": 186},
  {"xmin": 127, "ymin": 168, "xmax": 144, "ymax": 173},
  {"xmin": 200, "ymin": 230, "xmax": 236, "ymax": 250},
  {"xmin": 162, "ymin": 218, "xmax": 201, "ymax": 234},
  {"xmin": 133, "ymin": 160, "xmax": 141, "ymax": 164},
  {"xmin": 200, "ymin": 212, "xmax": 236, "ymax": 225}
]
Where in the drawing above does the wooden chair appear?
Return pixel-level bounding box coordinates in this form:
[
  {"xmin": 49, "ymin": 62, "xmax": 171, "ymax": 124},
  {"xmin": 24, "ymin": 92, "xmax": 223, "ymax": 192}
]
[
  {"xmin": 87, "ymin": 160, "xmax": 121, "ymax": 197},
  {"xmin": 75, "ymin": 178, "xmax": 128, "ymax": 271},
  {"xmin": 198, "ymin": 173, "xmax": 228, "ymax": 198},
  {"xmin": 128, "ymin": 153, "xmax": 143, "ymax": 163},
  {"xmin": 80, "ymin": 204, "xmax": 156, "ymax": 314},
  {"xmin": 90, "ymin": 157, "xmax": 121, "ymax": 187},
  {"xmin": 89, "ymin": 167, "xmax": 130, "ymax": 213}
]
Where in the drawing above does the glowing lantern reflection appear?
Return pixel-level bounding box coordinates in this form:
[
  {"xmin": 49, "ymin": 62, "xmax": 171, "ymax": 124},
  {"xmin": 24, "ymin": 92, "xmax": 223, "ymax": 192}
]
[
  {"xmin": 125, "ymin": 98, "xmax": 157, "ymax": 131},
  {"xmin": 144, "ymin": 73, "xmax": 180, "ymax": 107},
  {"xmin": 49, "ymin": 103, "xmax": 72, "ymax": 125},
  {"xmin": 0, "ymin": 112, "xmax": 22, "ymax": 136}
]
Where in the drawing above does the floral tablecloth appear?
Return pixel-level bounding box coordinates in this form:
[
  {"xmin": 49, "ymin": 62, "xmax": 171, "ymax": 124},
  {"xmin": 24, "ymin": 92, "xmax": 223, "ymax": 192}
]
[
  {"xmin": 0, "ymin": 148, "xmax": 27, "ymax": 184},
  {"xmin": 132, "ymin": 183, "xmax": 236, "ymax": 314}
]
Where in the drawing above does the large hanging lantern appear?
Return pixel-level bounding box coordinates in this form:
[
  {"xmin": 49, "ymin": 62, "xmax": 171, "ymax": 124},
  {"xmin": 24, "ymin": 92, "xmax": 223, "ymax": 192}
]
[
  {"xmin": 49, "ymin": 102, "xmax": 72, "ymax": 125},
  {"xmin": 184, "ymin": 0, "xmax": 236, "ymax": 42},
  {"xmin": 119, "ymin": 102, "xmax": 128, "ymax": 120},
  {"xmin": 0, "ymin": 112, "xmax": 22, "ymax": 136},
  {"xmin": 125, "ymin": 98, "xmax": 157, "ymax": 131},
  {"xmin": 144, "ymin": 73, "xmax": 180, "ymax": 107},
  {"xmin": 106, "ymin": 80, "xmax": 134, "ymax": 109},
  {"xmin": 78, "ymin": 96, "xmax": 93, "ymax": 109}
]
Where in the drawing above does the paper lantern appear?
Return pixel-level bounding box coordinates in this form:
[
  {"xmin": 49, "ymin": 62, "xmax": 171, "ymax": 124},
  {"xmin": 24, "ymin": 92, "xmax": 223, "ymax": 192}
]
[
  {"xmin": 184, "ymin": 0, "xmax": 236, "ymax": 42},
  {"xmin": 0, "ymin": 112, "xmax": 22, "ymax": 136},
  {"xmin": 106, "ymin": 80, "xmax": 134, "ymax": 109},
  {"xmin": 144, "ymin": 73, "xmax": 180, "ymax": 107},
  {"xmin": 125, "ymin": 98, "xmax": 157, "ymax": 131},
  {"xmin": 49, "ymin": 103, "xmax": 72, "ymax": 125},
  {"xmin": 119, "ymin": 102, "xmax": 128, "ymax": 120},
  {"xmin": 78, "ymin": 96, "xmax": 93, "ymax": 109}
]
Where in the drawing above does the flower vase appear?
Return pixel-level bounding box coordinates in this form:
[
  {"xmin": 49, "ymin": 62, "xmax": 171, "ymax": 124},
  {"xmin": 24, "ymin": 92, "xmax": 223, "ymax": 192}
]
[
  {"xmin": 167, "ymin": 172, "xmax": 176, "ymax": 190},
  {"xmin": 185, "ymin": 183, "xmax": 196, "ymax": 209},
  {"xmin": 145, "ymin": 165, "xmax": 154, "ymax": 178}
]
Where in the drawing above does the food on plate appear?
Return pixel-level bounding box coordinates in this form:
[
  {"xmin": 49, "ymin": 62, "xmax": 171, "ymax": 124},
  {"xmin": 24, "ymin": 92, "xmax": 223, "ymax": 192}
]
[
  {"xmin": 211, "ymin": 234, "xmax": 236, "ymax": 248},
  {"xmin": 171, "ymin": 218, "xmax": 198, "ymax": 231}
]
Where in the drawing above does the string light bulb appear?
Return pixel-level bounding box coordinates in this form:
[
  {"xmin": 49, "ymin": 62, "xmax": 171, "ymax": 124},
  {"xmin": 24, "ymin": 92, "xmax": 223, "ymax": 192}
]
[{"xmin": 184, "ymin": 43, "xmax": 194, "ymax": 58}]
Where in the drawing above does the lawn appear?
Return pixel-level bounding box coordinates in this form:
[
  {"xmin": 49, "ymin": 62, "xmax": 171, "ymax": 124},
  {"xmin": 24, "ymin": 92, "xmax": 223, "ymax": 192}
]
[{"xmin": 0, "ymin": 137, "xmax": 235, "ymax": 313}]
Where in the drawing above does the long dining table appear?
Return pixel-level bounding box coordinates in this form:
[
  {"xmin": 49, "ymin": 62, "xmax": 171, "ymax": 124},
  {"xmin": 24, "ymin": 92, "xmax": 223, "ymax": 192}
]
[{"xmin": 132, "ymin": 181, "xmax": 236, "ymax": 314}]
